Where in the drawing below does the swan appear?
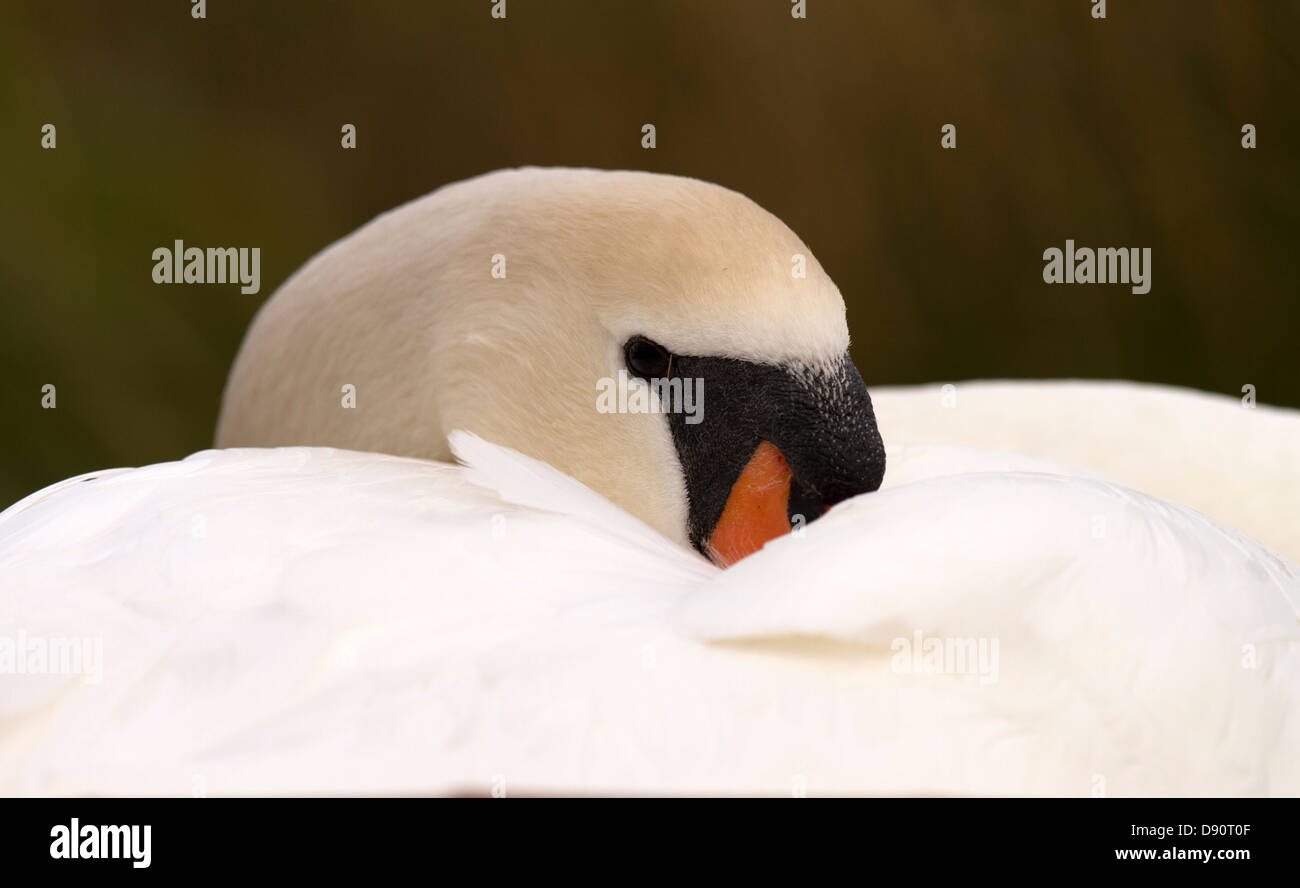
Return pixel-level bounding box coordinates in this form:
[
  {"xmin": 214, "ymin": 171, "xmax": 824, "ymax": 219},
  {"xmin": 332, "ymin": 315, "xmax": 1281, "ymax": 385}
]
[{"xmin": 1, "ymin": 167, "xmax": 1297, "ymax": 796}]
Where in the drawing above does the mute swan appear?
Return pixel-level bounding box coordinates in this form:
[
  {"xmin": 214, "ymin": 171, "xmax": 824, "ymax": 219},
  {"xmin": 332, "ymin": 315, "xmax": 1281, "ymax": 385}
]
[{"xmin": 2, "ymin": 168, "xmax": 1297, "ymax": 796}]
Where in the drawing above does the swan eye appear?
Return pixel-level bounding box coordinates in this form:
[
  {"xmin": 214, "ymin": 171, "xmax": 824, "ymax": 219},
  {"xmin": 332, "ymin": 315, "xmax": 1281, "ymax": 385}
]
[{"xmin": 624, "ymin": 336, "xmax": 673, "ymax": 379}]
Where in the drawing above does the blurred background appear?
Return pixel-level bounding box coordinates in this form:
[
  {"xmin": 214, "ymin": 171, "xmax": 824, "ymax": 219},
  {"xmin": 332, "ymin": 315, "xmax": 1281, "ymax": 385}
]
[{"xmin": 2, "ymin": 0, "xmax": 1296, "ymax": 507}]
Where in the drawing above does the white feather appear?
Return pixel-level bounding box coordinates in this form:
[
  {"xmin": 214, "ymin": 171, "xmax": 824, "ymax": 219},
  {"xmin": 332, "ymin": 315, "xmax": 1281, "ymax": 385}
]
[
  {"xmin": 872, "ymin": 380, "xmax": 1300, "ymax": 562},
  {"xmin": 2, "ymin": 431, "xmax": 1296, "ymax": 796}
]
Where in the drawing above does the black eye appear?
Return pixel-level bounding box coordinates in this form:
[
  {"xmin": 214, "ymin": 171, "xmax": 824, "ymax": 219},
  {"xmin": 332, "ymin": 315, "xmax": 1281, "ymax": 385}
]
[{"xmin": 624, "ymin": 336, "xmax": 673, "ymax": 379}]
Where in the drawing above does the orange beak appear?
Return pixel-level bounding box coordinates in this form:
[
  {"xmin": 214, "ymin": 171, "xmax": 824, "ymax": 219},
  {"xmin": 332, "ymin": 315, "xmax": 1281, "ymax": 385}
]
[{"xmin": 703, "ymin": 441, "xmax": 795, "ymax": 567}]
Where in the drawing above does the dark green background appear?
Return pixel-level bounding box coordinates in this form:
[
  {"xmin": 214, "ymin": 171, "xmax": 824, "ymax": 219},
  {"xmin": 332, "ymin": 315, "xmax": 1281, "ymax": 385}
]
[{"xmin": 2, "ymin": 0, "xmax": 1296, "ymax": 508}]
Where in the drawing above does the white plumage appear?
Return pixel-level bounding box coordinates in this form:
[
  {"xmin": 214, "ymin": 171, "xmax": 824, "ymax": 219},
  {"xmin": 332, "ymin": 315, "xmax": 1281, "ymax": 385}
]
[
  {"xmin": 872, "ymin": 380, "xmax": 1300, "ymax": 564},
  {"xmin": 2, "ymin": 425, "xmax": 1296, "ymax": 796}
]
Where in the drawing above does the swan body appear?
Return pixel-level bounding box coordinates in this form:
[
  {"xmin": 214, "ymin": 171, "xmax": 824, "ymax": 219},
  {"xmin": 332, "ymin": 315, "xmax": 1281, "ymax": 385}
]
[
  {"xmin": 872, "ymin": 380, "xmax": 1300, "ymax": 563},
  {"xmin": 4, "ymin": 168, "xmax": 1297, "ymax": 795},
  {"xmin": 1, "ymin": 431, "xmax": 1297, "ymax": 796}
]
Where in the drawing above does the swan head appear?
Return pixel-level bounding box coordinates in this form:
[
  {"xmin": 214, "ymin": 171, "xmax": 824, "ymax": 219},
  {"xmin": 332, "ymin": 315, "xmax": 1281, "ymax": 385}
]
[{"xmin": 217, "ymin": 167, "xmax": 885, "ymax": 565}]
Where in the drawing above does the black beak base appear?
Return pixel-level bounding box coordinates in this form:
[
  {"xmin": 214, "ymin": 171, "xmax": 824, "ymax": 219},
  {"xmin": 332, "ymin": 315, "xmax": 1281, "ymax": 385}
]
[{"xmin": 662, "ymin": 352, "xmax": 886, "ymax": 554}]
